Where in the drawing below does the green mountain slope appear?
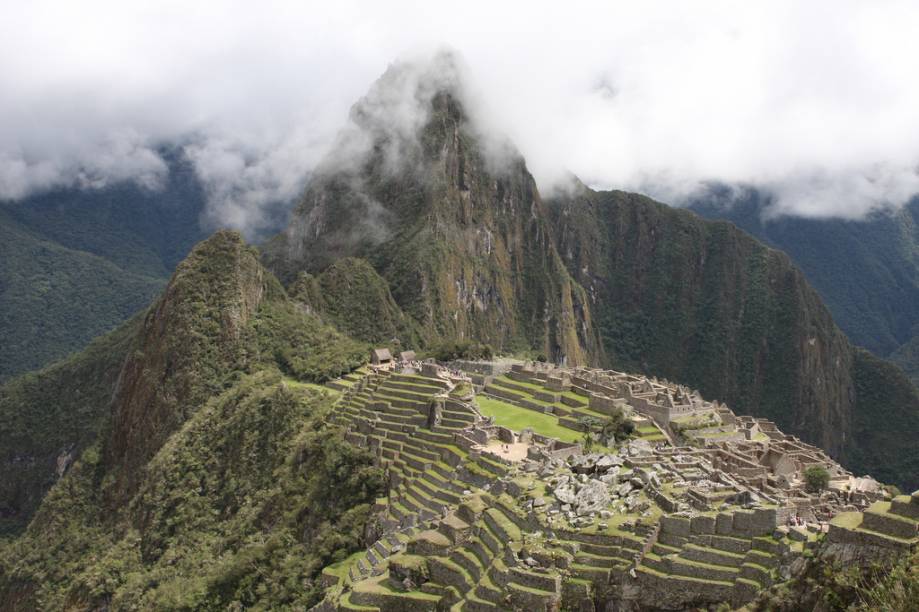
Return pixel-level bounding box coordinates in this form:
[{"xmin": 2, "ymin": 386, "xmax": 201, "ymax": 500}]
[
  {"xmin": 0, "ymin": 210, "xmax": 164, "ymax": 382},
  {"xmin": 547, "ymin": 183, "xmax": 919, "ymax": 487},
  {"xmin": 688, "ymin": 188, "xmax": 919, "ymax": 387},
  {"xmin": 0, "ymin": 151, "xmax": 210, "ymax": 381},
  {"xmin": 289, "ymin": 257, "xmax": 422, "ymax": 347},
  {"xmin": 0, "ymin": 316, "xmax": 140, "ymax": 535},
  {"xmin": 890, "ymin": 328, "xmax": 919, "ymax": 385},
  {"xmin": 0, "ymin": 231, "xmax": 376, "ymax": 609}
]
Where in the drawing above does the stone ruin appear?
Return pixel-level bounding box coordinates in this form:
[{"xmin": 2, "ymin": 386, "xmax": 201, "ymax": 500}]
[{"xmin": 316, "ymin": 359, "xmax": 916, "ymax": 611}]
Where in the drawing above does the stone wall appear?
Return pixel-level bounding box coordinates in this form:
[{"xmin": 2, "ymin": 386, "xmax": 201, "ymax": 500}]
[
  {"xmin": 827, "ymin": 523, "xmax": 914, "ymax": 551},
  {"xmin": 541, "ymin": 440, "xmax": 582, "ymax": 461},
  {"xmin": 509, "ymin": 567, "xmax": 561, "ymax": 593},
  {"xmin": 862, "ymin": 511, "xmax": 919, "ymax": 539},
  {"xmin": 635, "ymin": 570, "xmax": 733, "ymax": 609},
  {"xmin": 646, "ymin": 484, "xmax": 679, "ymax": 513},
  {"xmin": 630, "ymin": 396, "xmax": 674, "ymax": 426},
  {"xmin": 452, "ymin": 360, "xmax": 516, "ymax": 376}
]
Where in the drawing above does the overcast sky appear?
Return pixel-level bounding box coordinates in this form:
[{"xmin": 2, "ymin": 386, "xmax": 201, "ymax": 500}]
[{"xmin": 3, "ymin": 0, "xmax": 919, "ymax": 233}]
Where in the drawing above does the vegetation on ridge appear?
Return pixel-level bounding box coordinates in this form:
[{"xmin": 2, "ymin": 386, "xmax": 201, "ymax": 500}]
[
  {"xmin": 0, "ymin": 373, "xmax": 384, "ymax": 609},
  {"xmin": 0, "ymin": 230, "xmax": 381, "ymax": 609},
  {"xmin": 288, "ymin": 257, "xmax": 422, "ymax": 347}
]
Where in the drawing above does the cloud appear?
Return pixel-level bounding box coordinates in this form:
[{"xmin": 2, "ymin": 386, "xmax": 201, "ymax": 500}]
[{"xmin": 3, "ymin": 0, "xmax": 919, "ymax": 228}]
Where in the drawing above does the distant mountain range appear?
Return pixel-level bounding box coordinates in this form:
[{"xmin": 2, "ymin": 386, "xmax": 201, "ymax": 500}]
[
  {"xmin": 688, "ymin": 187, "xmax": 919, "ymax": 387},
  {"xmin": 0, "ymin": 151, "xmax": 209, "ymax": 381}
]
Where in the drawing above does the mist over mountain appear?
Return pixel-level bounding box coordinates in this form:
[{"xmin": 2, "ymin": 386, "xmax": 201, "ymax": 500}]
[
  {"xmin": 4, "ymin": 3, "xmax": 919, "ymax": 608},
  {"xmin": 2, "ymin": 44, "xmax": 919, "ymax": 611},
  {"xmin": 261, "ymin": 55, "xmax": 919, "ymax": 491},
  {"xmin": 5, "ymin": 3, "xmax": 919, "ymax": 229},
  {"xmin": 0, "ymin": 151, "xmax": 209, "ymax": 381},
  {"xmin": 0, "ymin": 147, "xmax": 301, "ymax": 381}
]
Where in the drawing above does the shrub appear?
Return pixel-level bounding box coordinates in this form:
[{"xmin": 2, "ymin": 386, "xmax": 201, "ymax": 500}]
[
  {"xmin": 804, "ymin": 466, "xmax": 831, "ymax": 493},
  {"xmin": 430, "ymin": 340, "xmax": 494, "ymax": 362},
  {"xmin": 578, "ymin": 411, "xmax": 635, "ymax": 447}
]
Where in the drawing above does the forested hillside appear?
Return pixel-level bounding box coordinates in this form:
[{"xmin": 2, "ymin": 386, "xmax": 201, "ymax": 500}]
[
  {"xmin": 0, "ymin": 151, "xmax": 208, "ymax": 381},
  {"xmin": 689, "ymin": 187, "xmax": 919, "ymax": 387}
]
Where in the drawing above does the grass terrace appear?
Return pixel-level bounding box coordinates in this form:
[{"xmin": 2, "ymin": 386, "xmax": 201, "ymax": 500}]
[
  {"xmin": 323, "ymin": 550, "xmax": 365, "ymax": 585},
  {"xmin": 476, "ymin": 395, "xmax": 581, "ymax": 443},
  {"xmin": 829, "ymin": 511, "xmax": 864, "ymax": 529}
]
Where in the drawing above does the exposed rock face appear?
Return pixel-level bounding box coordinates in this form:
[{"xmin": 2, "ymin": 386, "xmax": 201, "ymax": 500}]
[
  {"xmin": 264, "ymin": 56, "xmax": 919, "ymax": 489},
  {"xmin": 264, "ymin": 55, "xmax": 600, "ymax": 365},
  {"xmin": 574, "ymin": 479, "xmax": 611, "ymax": 516}
]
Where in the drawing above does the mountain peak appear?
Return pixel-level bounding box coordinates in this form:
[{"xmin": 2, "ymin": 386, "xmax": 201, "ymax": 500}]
[
  {"xmin": 312, "ymin": 49, "xmax": 472, "ymax": 180},
  {"xmin": 349, "ymin": 49, "xmax": 467, "ymax": 132},
  {"xmin": 263, "ymin": 53, "xmax": 598, "ymax": 364}
]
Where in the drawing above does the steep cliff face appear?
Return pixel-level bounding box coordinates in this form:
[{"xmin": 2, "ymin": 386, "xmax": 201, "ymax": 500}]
[
  {"xmin": 688, "ymin": 187, "xmax": 919, "ymax": 360},
  {"xmin": 264, "ymin": 58, "xmax": 599, "ymax": 364},
  {"xmin": 547, "ymin": 184, "xmax": 919, "ymax": 487}
]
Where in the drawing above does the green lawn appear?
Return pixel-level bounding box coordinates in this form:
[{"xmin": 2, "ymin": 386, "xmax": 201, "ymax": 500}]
[
  {"xmin": 476, "ymin": 395, "xmax": 581, "ymax": 442},
  {"xmin": 830, "ymin": 511, "xmax": 863, "ymax": 529}
]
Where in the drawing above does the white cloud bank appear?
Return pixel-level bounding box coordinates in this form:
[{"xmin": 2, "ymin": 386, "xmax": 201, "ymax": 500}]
[{"xmin": 2, "ymin": 0, "xmax": 919, "ymax": 232}]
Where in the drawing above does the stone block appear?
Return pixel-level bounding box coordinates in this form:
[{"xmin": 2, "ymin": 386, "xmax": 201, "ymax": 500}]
[
  {"xmin": 891, "ymin": 498, "xmax": 919, "ymax": 521},
  {"xmin": 691, "ymin": 515, "xmax": 716, "ymax": 534},
  {"xmin": 709, "ymin": 535, "xmax": 751, "ymax": 554},
  {"xmin": 660, "ymin": 515, "xmax": 692, "ymax": 537},
  {"xmin": 731, "ymin": 511, "xmax": 753, "ymax": 535},
  {"xmin": 716, "ymin": 512, "xmax": 734, "ymax": 535}
]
